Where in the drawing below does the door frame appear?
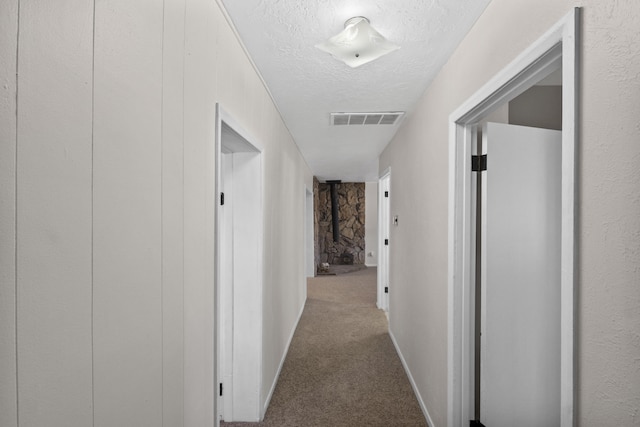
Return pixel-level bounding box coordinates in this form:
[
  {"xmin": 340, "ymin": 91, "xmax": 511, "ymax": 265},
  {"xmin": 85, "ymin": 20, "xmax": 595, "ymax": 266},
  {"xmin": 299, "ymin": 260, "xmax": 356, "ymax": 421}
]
[
  {"xmin": 377, "ymin": 168, "xmax": 391, "ymax": 311},
  {"xmin": 215, "ymin": 103, "xmax": 264, "ymax": 424},
  {"xmin": 447, "ymin": 9, "xmax": 579, "ymax": 427},
  {"xmin": 304, "ymin": 186, "xmax": 315, "ymax": 278}
]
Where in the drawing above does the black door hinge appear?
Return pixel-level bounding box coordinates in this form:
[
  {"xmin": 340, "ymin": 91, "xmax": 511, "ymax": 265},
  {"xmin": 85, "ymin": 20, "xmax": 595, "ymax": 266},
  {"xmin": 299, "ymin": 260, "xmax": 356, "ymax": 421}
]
[
  {"xmin": 220, "ymin": 192, "xmax": 225, "ymax": 206},
  {"xmin": 384, "ymin": 286, "xmax": 389, "ymax": 294},
  {"xmin": 219, "ymin": 383, "xmax": 223, "ymax": 396},
  {"xmin": 384, "ymin": 239, "xmax": 389, "ymax": 246},
  {"xmin": 384, "ymin": 191, "xmax": 389, "ymax": 198},
  {"xmin": 472, "ymin": 155, "xmax": 487, "ymax": 172}
]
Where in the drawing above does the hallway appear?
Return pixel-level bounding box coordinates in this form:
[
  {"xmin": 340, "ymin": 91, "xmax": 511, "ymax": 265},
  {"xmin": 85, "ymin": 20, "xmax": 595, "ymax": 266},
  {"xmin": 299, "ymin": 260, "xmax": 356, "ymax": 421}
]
[
  {"xmin": 222, "ymin": 268, "xmax": 427, "ymax": 426},
  {"xmin": 2, "ymin": 2, "xmax": 639, "ymax": 426}
]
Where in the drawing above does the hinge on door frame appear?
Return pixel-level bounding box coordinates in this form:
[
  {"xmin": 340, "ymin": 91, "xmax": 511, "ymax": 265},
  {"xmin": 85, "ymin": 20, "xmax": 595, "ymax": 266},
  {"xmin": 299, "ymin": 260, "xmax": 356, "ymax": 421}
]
[
  {"xmin": 472, "ymin": 154, "xmax": 487, "ymax": 172},
  {"xmin": 219, "ymin": 383, "xmax": 223, "ymax": 396},
  {"xmin": 220, "ymin": 192, "xmax": 225, "ymax": 206},
  {"xmin": 384, "ymin": 191, "xmax": 389, "ymax": 198},
  {"xmin": 384, "ymin": 239, "xmax": 389, "ymax": 246},
  {"xmin": 384, "ymin": 286, "xmax": 389, "ymax": 294}
]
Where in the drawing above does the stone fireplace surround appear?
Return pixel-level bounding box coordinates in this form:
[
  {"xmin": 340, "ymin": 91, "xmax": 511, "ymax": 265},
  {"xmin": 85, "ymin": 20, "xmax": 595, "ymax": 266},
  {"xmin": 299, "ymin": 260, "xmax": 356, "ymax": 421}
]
[{"xmin": 314, "ymin": 178, "xmax": 366, "ymax": 272}]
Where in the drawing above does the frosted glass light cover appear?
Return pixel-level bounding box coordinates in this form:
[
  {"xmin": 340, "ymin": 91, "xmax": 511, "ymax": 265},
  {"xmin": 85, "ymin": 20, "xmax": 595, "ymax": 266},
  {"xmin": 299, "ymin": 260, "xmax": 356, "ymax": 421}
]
[{"xmin": 315, "ymin": 17, "xmax": 400, "ymax": 68}]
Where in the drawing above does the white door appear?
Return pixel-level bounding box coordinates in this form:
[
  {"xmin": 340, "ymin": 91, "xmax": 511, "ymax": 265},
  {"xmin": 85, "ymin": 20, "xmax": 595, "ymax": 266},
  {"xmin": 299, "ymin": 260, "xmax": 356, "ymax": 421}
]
[{"xmin": 480, "ymin": 122, "xmax": 561, "ymax": 426}]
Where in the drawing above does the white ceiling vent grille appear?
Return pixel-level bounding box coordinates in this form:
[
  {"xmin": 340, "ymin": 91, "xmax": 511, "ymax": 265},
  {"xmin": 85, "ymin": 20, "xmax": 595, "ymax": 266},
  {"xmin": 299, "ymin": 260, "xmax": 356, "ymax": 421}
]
[{"xmin": 331, "ymin": 112, "xmax": 405, "ymax": 126}]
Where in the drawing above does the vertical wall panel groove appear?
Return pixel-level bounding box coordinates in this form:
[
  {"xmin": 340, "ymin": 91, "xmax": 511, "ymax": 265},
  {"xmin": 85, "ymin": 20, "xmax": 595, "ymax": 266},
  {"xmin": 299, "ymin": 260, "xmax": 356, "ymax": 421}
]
[{"xmin": 90, "ymin": 0, "xmax": 97, "ymax": 425}]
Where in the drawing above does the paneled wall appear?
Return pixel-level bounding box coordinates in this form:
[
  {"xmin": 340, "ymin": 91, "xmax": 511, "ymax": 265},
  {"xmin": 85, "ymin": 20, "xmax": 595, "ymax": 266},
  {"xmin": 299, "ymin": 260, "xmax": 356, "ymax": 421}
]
[
  {"xmin": 16, "ymin": 2, "xmax": 94, "ymax": 425},
  {"xmin": 92, "ymin": 1, "xmax": 165, "ymax": 424},
  {"xmin": 0, "ymin": 1, "xmax": 312, "ymax": 426},
  {"xmin": 0, "ymin": 0, "xmax": 18, "ymax": 425}
]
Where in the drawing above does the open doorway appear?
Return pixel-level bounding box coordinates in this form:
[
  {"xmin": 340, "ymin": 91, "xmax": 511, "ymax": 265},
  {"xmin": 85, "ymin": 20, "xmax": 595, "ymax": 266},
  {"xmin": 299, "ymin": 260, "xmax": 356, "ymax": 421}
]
[
  {"xmin": 215, "ymin": 105, "xmax": 263, "ymax": 424},
  {"xmin": 448, "ymin": 9, "xmax": 579, "ymax": 427},
  {"xmin": 470, "ymin": 71, "xmax": 564, "ymax": 424}
]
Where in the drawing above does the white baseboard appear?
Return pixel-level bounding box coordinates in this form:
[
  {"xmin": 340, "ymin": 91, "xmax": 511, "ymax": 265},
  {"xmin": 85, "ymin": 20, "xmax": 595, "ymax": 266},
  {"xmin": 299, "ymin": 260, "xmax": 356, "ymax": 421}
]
[
  {"xmin": 389, "ymin": 329, "xmax": 436, "ymax": 427},
  {"xmin": 365, "ymin": 262, "xmax": 378, "ymax": 267},
  {"xmin": 261, "ymin": 296, "xmax": 306, "ymax": 419}
]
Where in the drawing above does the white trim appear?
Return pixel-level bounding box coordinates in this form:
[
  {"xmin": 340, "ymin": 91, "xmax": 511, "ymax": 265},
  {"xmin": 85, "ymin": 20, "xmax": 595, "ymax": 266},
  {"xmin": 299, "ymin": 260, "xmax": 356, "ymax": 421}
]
[
  {"xmin": 377, "ymin": 168, "xmax": 391, "ymax": 311},
  {"xmin": 389, "ymin": 330, "xmax": 435, "ymax": 427},
  {"xmin": 215, "ymin": 103, "xmax": 265, "ymax": 424},
  {"xmin": 447, "ymin": 9, "xmax": 579, "ymax": 427},
  {"xmin": 261, "ymin": 301, "xmax": 306, "ymax": 418},
  {"xmin": 217, "ymin": 106, "xmax": 265, "ymax": 153},
  {"xmin": 214, "ymin": 105, "xmax": 223, "ymax": 427}
]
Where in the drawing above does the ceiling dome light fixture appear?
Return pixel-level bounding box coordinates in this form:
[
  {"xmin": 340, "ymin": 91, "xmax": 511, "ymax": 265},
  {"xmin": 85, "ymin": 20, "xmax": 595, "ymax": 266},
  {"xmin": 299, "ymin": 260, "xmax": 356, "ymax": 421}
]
[{"xmin": 315, "ymin": 16, "xmax": 400, "ymax": 68}]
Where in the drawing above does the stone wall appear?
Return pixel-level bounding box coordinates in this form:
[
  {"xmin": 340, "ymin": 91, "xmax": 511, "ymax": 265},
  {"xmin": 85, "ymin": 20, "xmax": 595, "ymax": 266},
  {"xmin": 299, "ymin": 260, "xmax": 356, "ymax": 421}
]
[{"xmin": 315, "ymin": 181, "xmax": 366, "ymax": 268}]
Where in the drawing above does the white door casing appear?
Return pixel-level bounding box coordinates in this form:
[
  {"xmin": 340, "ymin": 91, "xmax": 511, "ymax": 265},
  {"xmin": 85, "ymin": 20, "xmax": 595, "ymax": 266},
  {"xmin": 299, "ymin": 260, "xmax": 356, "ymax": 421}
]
[
  {"xmin": 447, "ymin": 9, "xmax": 578, "ymax": 427},
  {"xmin": 219, "ymin": 152, "xmax": 234, "ymax": 420},
  {"xmin": 215, "ymin": 104, "xmax": 264, "ymax": 424}
]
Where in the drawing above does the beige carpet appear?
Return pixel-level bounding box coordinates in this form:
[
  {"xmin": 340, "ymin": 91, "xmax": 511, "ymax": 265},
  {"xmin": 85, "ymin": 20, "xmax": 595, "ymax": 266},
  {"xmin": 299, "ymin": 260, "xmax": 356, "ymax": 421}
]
[{"xmin": 221, "ymin": 268, "xmax": 428, "ymax": 427}]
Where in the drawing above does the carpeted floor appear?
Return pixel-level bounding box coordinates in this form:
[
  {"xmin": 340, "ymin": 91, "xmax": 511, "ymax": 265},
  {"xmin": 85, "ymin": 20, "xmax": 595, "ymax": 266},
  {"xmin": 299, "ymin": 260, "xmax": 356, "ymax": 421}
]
[{"xmin": 221, "ymin": 267, "xmax": 428, "ymax": 427}]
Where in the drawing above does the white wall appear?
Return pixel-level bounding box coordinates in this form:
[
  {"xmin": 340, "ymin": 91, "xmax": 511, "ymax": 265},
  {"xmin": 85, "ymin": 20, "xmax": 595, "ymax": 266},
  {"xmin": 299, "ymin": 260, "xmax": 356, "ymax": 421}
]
[
  {"xmin": 0, "ymin": 0, "xmax": 312, "ymax": 426},
  {"xmin": 0, "ymin": 1, "xmax": 18, "ymax": 425},
  {"xmin": 380, "ymin": 1, "xmax": 640, "ymax": 426},
  {"xmin": 365, "ymin": 182, "xmax": 379, "ymax": 267},
  {"xmin": 509, "ymin": 85, "xmax": 563, "ymax": 130}
]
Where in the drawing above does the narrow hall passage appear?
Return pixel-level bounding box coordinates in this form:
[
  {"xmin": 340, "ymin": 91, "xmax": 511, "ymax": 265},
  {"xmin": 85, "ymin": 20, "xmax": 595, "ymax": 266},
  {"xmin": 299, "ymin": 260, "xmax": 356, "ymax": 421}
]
[{"xmin": 222, "ymin": 267, "xmax": 427, "ymax": 427}]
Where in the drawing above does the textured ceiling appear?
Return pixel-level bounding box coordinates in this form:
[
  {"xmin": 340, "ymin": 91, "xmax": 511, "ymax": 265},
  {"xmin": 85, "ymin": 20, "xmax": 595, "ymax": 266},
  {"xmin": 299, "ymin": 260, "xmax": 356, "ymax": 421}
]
[{"xmin": 220, "ymin": 0, "xmax": 492, "ymax": 182}]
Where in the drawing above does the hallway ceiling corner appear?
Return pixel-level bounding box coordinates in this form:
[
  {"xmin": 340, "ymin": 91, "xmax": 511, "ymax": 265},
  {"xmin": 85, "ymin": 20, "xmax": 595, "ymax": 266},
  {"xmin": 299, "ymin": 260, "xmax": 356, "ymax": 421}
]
[{"xmin": 220, "ymin": 0, "xmax": 493, "ymax": 182}]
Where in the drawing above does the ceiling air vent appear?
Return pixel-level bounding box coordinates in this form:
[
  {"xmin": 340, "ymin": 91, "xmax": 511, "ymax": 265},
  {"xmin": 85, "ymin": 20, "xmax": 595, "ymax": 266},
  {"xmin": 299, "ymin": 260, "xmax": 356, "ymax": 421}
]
[{"xmin": 330, "ymin": 112, "xmax": 405, "ymax": 126}]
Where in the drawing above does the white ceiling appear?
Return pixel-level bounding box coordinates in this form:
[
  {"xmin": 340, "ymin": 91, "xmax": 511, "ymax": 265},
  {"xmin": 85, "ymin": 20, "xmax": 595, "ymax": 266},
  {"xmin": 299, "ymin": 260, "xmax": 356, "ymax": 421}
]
[{"xmin": 220, "ymin": 0, "xmax": 492, "ymax": 182}]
